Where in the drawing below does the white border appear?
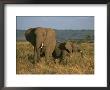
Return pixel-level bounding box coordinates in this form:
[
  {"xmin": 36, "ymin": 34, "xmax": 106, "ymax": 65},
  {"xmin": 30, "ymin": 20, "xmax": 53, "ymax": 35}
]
[{"xmin": 5, "ymin": 4, "xmax": 107, "ymax": 87}]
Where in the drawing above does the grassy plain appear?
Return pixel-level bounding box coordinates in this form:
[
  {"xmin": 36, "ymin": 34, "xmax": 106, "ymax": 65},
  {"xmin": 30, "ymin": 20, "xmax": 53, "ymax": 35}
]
[{"xmin": 16, "ymin": 40, "xmax": 94, "ymax": 74}]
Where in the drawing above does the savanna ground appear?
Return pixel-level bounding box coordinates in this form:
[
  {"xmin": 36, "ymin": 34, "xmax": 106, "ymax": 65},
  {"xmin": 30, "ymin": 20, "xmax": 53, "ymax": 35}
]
[{"xmin": 16, "ymin": 40, "xmax": 94, "ymax": 74}]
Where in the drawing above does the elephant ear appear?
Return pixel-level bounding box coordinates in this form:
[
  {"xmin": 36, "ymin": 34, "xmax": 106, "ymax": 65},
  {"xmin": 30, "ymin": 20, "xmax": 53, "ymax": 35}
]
[
  {"xmin": 25, "ymin": 30, "xmax": 31, "ymax": 41},
  {"xmin": 25, "ymin": 28, "xmax": 36, "ymax": 46},
  {"xmin": 65, "ymin": 41, "xmax": 72, "ymax": 52},
  {"xmin": 59, "ymin": 42, "xmax": 66, "ymax": 50}
]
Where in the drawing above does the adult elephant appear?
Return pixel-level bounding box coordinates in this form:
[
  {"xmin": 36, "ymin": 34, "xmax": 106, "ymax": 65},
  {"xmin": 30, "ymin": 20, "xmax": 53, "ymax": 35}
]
[{"xmin": 25, "ymin": 27, "xmax": 56, "ymax": 63}]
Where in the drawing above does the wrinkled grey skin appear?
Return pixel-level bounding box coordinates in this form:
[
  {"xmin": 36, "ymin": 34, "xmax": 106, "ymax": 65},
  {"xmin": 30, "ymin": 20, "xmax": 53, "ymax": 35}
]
[
  {"xmin": 52, "ymin": 43, "xmax": 62, "ymax": 59},
  {"xmin": 52, "ymin": 41, "xmax": 81, "ymax": 60},
  {"xmin": 25, "ymin": 27, "xmax": 56, "ymax": 63}
]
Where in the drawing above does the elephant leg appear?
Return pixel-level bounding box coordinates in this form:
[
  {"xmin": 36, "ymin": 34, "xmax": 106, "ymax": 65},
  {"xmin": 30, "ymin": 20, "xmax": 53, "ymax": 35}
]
[
  {"xmin": 45, "ymin": 48, "xmax": 50, "ymax": 61},
  {"xmin": 34, "ymin": 46, "xmax": 41, "ymax": 63},
  {"xmin": 45, "ymin": 52, "xmax": 49, "ymax": 61},
  {"xmin": 34, "ymin": 46, "xmax": 37, "ymax": 64},
  {"xmin": 49, "ymin": 49, "xmax": 54, "ymax": 60},
  {"xmin": 36, "ymin": 48, "xmax": 41, "ymax": 62},
  {"xmin": 49, "ymin": 43, "xmax": 56, "ymax": 60}
]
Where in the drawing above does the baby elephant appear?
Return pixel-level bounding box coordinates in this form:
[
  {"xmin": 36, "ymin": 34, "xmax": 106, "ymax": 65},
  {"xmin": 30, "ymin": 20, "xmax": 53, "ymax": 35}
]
[{"xmin": 52, "ymin": 41, "xmax": 82, "ymax": 61}]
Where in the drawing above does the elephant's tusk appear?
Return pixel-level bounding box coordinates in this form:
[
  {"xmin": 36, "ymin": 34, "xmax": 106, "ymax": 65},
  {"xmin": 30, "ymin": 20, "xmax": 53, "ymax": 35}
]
[
  {"xmin": 80, "ymin": 50, "xmax": 83, "ymax": 53},
  {"xmin": 41, "ymin": 43, "xmax": 43, "ymax": 48}
]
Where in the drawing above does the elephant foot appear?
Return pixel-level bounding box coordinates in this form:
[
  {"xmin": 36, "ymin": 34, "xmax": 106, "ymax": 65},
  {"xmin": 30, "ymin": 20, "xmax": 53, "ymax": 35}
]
[{"xmin": 34, "ymin": 57, "xmax": 41, "ymax": 63}]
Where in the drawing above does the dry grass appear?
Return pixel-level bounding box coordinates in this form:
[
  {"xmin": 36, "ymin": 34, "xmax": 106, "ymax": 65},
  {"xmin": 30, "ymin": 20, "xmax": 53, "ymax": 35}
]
[{"xmin": 16, "ymin": 40, "xmax": 94, "ymax": 74}]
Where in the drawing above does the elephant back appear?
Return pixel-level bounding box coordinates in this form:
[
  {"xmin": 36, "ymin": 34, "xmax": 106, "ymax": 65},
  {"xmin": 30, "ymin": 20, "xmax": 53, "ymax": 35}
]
[
  {"xmin": 44, "ymin": 28, "xmax": 56, "ymax": 47},
  {"xmin": 33, "ymin": 27, "xmax": 56, "ymax": 48},
  {"xmin": 34, "ymin": 27, "xmax": 48, "ymax": 47}
]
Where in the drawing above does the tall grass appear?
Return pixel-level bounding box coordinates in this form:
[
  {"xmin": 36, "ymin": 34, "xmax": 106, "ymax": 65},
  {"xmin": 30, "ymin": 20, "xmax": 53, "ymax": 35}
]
[{"xmin": 16, "ymin": 40, "xmax": 94, "ymax": 74}]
